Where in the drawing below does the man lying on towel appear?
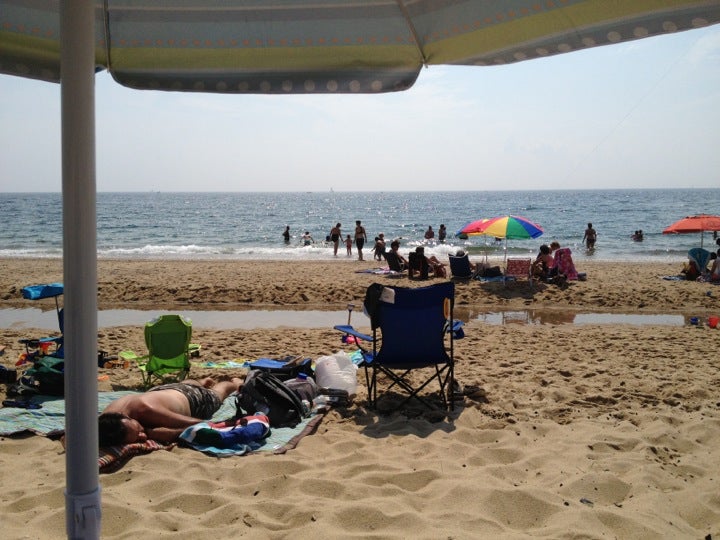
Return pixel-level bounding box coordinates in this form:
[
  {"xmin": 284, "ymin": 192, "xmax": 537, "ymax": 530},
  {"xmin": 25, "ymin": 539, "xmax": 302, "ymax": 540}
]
[{"xmin": 98, "ymin": 377, "xmax": 243, "ymax": 446}]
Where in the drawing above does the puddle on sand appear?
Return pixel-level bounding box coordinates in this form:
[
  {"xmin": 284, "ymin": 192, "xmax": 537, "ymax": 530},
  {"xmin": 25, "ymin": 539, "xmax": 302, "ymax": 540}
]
[
  {"xmin": 466, "ymin": 310, "xmax": 688, "ymax": 326},
  {"xmin": 0, "ymin": 307, "xmax": 704, "ymax": 330}
]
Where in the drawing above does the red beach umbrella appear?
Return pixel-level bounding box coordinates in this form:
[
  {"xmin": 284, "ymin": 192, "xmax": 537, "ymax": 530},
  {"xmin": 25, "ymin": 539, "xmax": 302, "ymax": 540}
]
[{"xmin": 662, "ymin": 214, "xmax": 720, "ymax": 248}]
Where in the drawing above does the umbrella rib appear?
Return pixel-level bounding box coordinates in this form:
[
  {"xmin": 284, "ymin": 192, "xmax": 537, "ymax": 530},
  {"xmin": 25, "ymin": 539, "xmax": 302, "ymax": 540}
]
[
  {"xmin": 101, "ymin": 0, "xmax": 113, "ymax": 77},
  {"xmin": 396, "ymin": 0, "xmax": 427, "ymax": 66}
]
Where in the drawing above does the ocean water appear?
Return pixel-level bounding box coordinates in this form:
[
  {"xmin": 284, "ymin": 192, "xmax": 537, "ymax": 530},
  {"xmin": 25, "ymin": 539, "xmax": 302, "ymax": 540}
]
[{"xmin": 0, "ymin": 189, "xmax": 718, "ymax": 263}]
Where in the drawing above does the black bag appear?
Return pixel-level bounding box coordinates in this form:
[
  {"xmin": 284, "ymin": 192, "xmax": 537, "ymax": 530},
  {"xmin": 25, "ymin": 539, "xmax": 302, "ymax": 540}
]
[
  {"xmin": 26, "ymin": 355, "xmax": 64, "ymax": 395},
  {"xmin": 236, "ymin": 371, "xmax": 306, "ymax": 428}
]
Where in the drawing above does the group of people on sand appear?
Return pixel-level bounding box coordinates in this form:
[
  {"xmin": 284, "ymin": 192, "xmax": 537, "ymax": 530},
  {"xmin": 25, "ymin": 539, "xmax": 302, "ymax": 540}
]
[
  {"xmin": 682, "ymin": 246, "xmax": 720, "ymax": 282},
  {"xmin": 384, "ymin": 242, "xmax": 447, "ymax": 278},
  {"xmin": 531, "ymin": 241, "xmax": 579, "ymax": 282}
]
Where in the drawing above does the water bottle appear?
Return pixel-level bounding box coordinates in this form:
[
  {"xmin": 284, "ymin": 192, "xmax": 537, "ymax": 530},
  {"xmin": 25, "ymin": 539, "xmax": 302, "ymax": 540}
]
[{"xmin": 312, "ymin": 395, "xmax": 329, "ymax": 413}]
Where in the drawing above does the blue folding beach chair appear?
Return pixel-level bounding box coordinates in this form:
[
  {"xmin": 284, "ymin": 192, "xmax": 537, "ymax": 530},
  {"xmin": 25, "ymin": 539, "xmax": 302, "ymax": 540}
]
[
  {"xmin": 20, "ymin": 283, "xmax": 65, "ymax": 359},
  {"xmin": 334, "ymin": 282, "xmax": 463, "ymax": 410}
]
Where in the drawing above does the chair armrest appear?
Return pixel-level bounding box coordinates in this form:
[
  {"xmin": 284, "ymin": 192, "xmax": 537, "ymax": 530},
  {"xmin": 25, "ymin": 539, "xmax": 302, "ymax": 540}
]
[
  {"xmin": 119, "ymin": 350, "xmax": 148, "ymax": 362},
  {"xmin": 447, "ymin": 320, "xmax": 465, "ymax": 339},
  {"xmin": 333, "ymin": 325, "xmax": 373, "ymax": 342}
]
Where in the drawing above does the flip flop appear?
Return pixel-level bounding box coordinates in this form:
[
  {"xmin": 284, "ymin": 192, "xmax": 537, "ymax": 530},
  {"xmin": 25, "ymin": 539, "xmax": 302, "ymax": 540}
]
[
  {"xmin": 2, "ymin": 399, "xmax": 42, "ymax": 410},
  {"xmin": 7, "ymin": 377, "xmax": 39, "ymax": 397}
]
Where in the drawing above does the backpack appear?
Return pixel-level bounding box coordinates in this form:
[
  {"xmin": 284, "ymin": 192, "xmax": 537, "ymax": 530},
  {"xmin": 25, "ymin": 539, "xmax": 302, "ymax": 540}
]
[
  {"xmin": 236, "ymin": 371, "xmax": 306, "ymax": 428},
  {"xmin": 26, "ymin": 355, "xmax": 65, "ymax": 395}
]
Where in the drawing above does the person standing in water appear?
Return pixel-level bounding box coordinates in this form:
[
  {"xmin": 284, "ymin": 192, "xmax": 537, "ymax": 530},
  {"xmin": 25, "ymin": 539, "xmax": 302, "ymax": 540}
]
[
  {"xmin": 354, "ymin": 220, "xmax": 367, "ymax": 261},
  {"xmin": 282, "ymin": 225, "xmax": 290, "ymax": 243},
  {"xmin": 329, "ymin": 223, "xmax": 342, "ymax": 256},
  {"xmin": 583, "ymin": 223, "xmax": 597, "ymax": 250}
]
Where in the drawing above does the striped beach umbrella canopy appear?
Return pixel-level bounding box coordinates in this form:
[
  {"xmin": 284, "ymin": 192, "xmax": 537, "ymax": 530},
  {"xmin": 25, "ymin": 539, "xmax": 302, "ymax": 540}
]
[{"xmin": 458, "ymin": 215, "xmax": 544, "ymax": 240}]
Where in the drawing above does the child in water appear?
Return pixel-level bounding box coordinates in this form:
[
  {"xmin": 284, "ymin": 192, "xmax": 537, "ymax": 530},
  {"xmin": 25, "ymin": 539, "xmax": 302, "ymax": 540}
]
[{"xmin": 345, "ymin": 235, "xmax": 352, "ymax": 257}]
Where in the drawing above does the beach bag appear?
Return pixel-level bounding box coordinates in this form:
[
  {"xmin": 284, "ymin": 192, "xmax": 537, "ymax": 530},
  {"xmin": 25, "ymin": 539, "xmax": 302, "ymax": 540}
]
[
  {"xmin": 284, "ymin": 374, "xmax": 319, "ymax": 402},
  {"xmin": 236, "ymin": 371, "xmax": 306, "ymax": 428},
  {"xmin": 26, "ymin": 355, "xmax": 64, "ymax": 395},
  {"xmin": 314, "ymin": 351, "xmax": 358, "ymax": 395}
]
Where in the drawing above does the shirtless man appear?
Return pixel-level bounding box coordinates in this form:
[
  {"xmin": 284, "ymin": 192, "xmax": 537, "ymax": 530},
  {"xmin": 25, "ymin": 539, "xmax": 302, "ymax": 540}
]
[{"xmin": 98, "ymin": 377, "xmax": 243, "ymax": 446}]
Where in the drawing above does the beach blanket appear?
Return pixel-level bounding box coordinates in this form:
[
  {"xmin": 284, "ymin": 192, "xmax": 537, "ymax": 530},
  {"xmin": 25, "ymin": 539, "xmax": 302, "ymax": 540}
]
[
  {"xmin": 1, "ymin": 390, "xmax": 324, "ymax": 471},
  {"xmin": 0, "ymin": 391, "xmax": 136, "ymax": 437},
  {"xmin": 0, "ymin": 391, "xmax": 170, "ymax": 473},
  {"xmin": 355, "ymin": 268, "xmax": 404, "ymax": 277}
]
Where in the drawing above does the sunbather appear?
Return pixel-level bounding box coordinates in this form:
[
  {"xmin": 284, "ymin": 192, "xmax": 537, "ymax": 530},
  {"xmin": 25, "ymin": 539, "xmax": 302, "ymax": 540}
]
[
  {"xmin": 98, "ymin": 377, "xmax": 243, "ymax": 446},
  {"xmin": 386, "ymin": 240, "xmax": 409, "ymax": 271},
  {"xmin": 532, "ymin": 245, "xmax": 553, "ymax": 279},
  {"xmin": 413, "ymin": 246, "xmax": 447, "ymax": 278}
]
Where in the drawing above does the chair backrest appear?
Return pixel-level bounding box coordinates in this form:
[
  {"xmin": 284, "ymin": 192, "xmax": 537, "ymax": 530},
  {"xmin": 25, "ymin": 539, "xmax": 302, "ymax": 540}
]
[
  {"xmin": 385, "ymin": 250, "xmax": 404, "ymax": 272},
  {"xmin": 144, "ymin": 314, "xmax": 192, "ymax": 371},
  {"xmin": 373, "ymin": 282, "xmax": 453, "ymax": 367},
  {"xmin": 448, "ymin": 254, "xmax": 472, "ymax": 278},
  {"xmin": 505, "ymin": 258, "xmax": 531, "ymax": 278},
  {"xmin": 688, "ymin": 248, "xmax": 711, "ymax": 271},
  {"xmin": 408, "ymin": 252, "xmax": 429, "ymax": 279}
]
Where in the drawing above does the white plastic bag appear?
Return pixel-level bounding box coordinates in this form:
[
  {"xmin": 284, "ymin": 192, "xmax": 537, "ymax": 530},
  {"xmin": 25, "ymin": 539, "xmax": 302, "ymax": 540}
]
[{"xmin": 314, "ymin": 350, "xmax": 358, "ymax": 395}]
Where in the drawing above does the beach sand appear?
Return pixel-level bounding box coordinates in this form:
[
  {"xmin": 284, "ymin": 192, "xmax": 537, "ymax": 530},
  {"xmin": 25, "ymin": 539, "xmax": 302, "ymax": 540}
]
[{"xmin": 1, "ymin": 258, "xmax": 719, "ymax": 539}]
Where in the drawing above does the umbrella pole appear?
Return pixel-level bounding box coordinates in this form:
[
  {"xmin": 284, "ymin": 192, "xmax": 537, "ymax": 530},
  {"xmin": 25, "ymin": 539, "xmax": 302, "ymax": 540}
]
[{"xmin": 61, "ymin": 2, "xmax": 101, "ymax": 539}]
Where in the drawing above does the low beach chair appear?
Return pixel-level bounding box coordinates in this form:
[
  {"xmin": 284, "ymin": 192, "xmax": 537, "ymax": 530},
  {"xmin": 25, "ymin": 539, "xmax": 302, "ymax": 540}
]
[
  {"xmin": 385, "ymin": 250, "xmax": 406, "ymax": 274},
  {"xmin": 504, "ymin": 258, "xmax": 532, "ymax": 288},
  {"xmin": 119, "ymin": 314, "xmax": 193, "ymax": 388},
  {"xmin": 408, "ymin": 251, "xmax": 429, "ymax": 280},
  {"xmin": 334, "ymin": 282, "xmax": 463, "ymax": 411},
  {"xmin": 448, "ymin": 253, "xmax": 474, "ymax": 280}
]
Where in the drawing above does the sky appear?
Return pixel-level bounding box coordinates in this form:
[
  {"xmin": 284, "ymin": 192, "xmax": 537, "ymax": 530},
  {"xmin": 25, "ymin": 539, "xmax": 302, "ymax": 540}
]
[{"xmin": 1, "ymin": 24, "xmax": 719, "ymax": 193}]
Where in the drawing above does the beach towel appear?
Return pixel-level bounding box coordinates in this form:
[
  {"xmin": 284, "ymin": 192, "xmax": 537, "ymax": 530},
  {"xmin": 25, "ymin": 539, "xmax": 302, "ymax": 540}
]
[
  {"xmin": 1, "ymin": 390, "xmax": 324, "ymax": 471},
  {"xmin": 0, "ymin": 391, "xmax": 171, "ymax": 473},
  {"xmin": 552, "ymin": 248, "xmax": 579, "ymax": 280},
  {"xmin": 179, "ymin": 412, "xmax": 324, "ymax": 457},
  {"xmin": 355, "ymin": 268, "xmax": 404, "ymax": 277},
  {"xmin": 0, "ymin": 391, "xmax": 137, "ymax": 437}
]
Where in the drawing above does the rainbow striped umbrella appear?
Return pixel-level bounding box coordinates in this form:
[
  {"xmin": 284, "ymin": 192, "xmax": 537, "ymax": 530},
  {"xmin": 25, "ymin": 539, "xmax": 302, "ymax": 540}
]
[
  {"xmin": 458, "ymin": 215, "xmax": 544, "ymax": 240},
  {"xmin": 457, "ymin": 215, "xmax": 543, "ymax": 262}
]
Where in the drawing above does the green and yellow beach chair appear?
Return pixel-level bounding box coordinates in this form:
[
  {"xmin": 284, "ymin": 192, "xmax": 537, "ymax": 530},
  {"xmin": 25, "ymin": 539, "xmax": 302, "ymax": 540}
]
[{"xmin": 119, "ymin": 314, "xmax": 199, "ymax": 388}]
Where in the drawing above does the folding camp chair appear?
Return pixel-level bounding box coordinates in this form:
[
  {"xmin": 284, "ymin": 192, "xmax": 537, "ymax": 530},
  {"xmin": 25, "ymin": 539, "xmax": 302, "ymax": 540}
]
[
  {"xmin": 448, "ymin": 253, "xmax": 474, "ymax": 280},
  {"xmin": 334, "ymin": 282, "xmax": 463, "ymax": 410},
  {"xmin": 19, "ymin": 283, "xmax": 65, "ymax": 359},
  {"xmin": 119, "ymin": 314, "xmax": 193, "ymax": 388}
]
